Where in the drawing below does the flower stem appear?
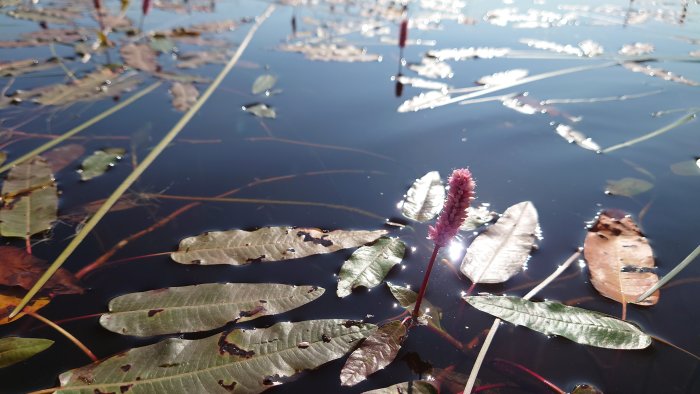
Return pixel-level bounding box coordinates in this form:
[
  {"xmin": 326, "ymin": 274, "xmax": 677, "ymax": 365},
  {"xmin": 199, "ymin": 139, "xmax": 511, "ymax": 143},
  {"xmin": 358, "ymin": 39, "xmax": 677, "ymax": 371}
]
[
  {"xmin": 412, "ymin": 244, "xmax": 441, "ymax": 319},
  {"xmin": 25, "ymin": 311, "xmax": 98, "ymax": 362}
]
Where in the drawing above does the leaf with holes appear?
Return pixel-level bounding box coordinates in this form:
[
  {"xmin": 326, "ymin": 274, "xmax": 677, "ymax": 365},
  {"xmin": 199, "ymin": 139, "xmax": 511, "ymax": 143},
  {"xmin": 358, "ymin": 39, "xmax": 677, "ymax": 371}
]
[
  {"xmin": 400, "ymin": 171, "xmax": 445, "ymax": 223},
  {"xmin": 170, "ymin": 82, "xmax": 199, "ymax": 112},
  {"xmin": 0, "ymin": 157, "xmax": 57, "ymax": 238},
  {"xmin": 121, "ymin": 43, "xmax": 159, "ymax": 72},
  {"xmin": 386, "ymin": 283, "xmax": 442, "ymax": 330},
  {"xmin": 584, "ymin": 210, "xmax": 659, "ymax": 306},
  {"xmin": 172, "ymin": 227, "xmax": 387, "ymax": 265},
  {"xmin": 337, "ymin": 237, "xmax": 405, "ymax": 297},
  {"xmin": 340, "ymin": 320, "xmax": 406, "ymax": 386},
  {"xmin": 252, "ymin": 74, "xmax": 277, "ymax": 95},
  {"xmin": 78, "ymin": 148, "xmax": 126, "ymax": 181},
  {"xmin": 0, "ymin": 337, "xmax": 53, "ymax": 368},
  {"xmin": 56, "ymin": 319, "xmax": 376, "ymax": 393},
  {"xmin": 100, "ymin": 283, "xmax": 324, "ymax": 336},
  {"xmin": 464, "ymin": 295, "xmax": 651, "ymax": 349},
  {"xmin": 605, "ymin": 178, "xmax": 653, "ymax": 197},
  {"xmin": 363, "ymin": 381, "xmax": 438, "ymax": 394},
  {"xmin": 460, "ymin": 201, "xmax": 539, "ymax": 284}
]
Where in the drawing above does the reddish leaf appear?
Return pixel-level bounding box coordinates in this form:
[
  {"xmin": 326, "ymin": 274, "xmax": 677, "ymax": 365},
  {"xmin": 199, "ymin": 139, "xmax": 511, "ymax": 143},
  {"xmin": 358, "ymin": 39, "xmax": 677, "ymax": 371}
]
[
  {"xmin": 0, "ymin": 246, "xmax": 83, "ymax": 295},
  {"xmin": 340, "ymin": 320, "xmax": 406, "ymax": 386},
  {"xmin": 42, "ymin": 144, "xmax": 85, "ymax": 173},
  {"xmin": 120, "ymin": 43, "xmax": 158, "ymax": 72},
  {"xmin": 584, "ymin": 210, "xmax": 659, "ymax": 306},
  {"xmin": 0, "ymin": 288, "xmax": 50, "ymax": 325}
]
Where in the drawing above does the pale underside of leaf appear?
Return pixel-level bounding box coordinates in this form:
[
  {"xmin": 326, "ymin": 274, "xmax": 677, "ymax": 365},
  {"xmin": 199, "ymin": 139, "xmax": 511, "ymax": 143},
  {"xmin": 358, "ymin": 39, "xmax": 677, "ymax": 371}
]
[
  {"xmin": 464, "ymin": 295, "xmax": 651, "ymax": 349},
  {"xmin": 460, "ymin": 201, "xmax": 539, "ymax": 283},
  {"xmin": 170, "ymin": 82, "xmax": 199, "ymax": 112},
  {"xmin": 337, "ymin": 237, "xmax": 405, "ymax": 297},
  {"xmin": 0, "ymin": 336, "xmax": 54, "ymax": 368},
  {"xmin": 400, "ymin": 171, "xmax": 445, "ymax": 223},
  {"xmin": 386, "ymin": 283, "xmax": 442, "ymax": 330},
  {"xmin": 100, "ymin": 283, "xmax": 325, "ymax": 336},
  {"xmin": 57, "ymin": 319, "xmax": 376, "ymax": 393},
  {"xmin": 252, "ymin": 74, "xmax": 277, "ymax": 95},
  {"xmin": 243, "ymin": 103, "xmax": 276, "ymax": 119},
  {"xmin": 555, "ymin": 124, "xmax": 601, "ymax": 152},
  {"xmin": 362, "ymin": 381, "xmax": 437, "ymax": 394},
  {"xmin": 398, "ymin": 90, "xmax": 452, "ymax": 113},
  {"xmin": 584, "ymin": 212, "xmax": 659, "ymax": 305},
  {"xmin": 0, "ymin": 157, "xmax": 57, "ymax": 238},
  {"xmin": 340, "ymin": 320, "xmax": 406, "ymax": 386},
  {"xmin": 171, "ymin": 227, "xmax": 387, "ymax": 265}
]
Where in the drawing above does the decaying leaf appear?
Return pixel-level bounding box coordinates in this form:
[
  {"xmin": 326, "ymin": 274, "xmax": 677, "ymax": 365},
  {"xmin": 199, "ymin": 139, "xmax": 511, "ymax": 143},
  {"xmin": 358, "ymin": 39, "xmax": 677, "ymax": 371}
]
[
  {"xmin": 476, "ymin": 69, "xmax": 528, "ymax": 86},
  {"xmin": 121, "ymin": 43, "xmax": 159, "ymax": 72},
  {"xmin": 605, "ymin": 178, "xmax": 654, "ymax": 197},
  {"xmin": 42, "ymin": 144, "xmax": 85, "ymax": 173},
  {"xmin": 340, "ymin": 320, "xmax": 407, "ymax": 386},
  {"xmin": 101, "ymin": 283, "xmax": 324, "ymax": 336},
  {"xmin": 520, "ymin": 38, "xmax": 603, "ymax": 57},
  {"xmin": 243, "ymin": 103, "xmax": 276, "ymax": 119},
  {"xmin": 170, "ymin": 82, "xmax": 199, "ymax": 112},
  {"xmin": 408, "ymin": 59, "xmax": 453, "ymax": 79},
  {"xmin": 337, "ymin": 237, "xmax": 405, "ymax": 297},
  {"xmin": 57, "ymin": 319, "xmax": 376, "ymax": 393},
  {"xmin": 386, "ymin": 283, "xmax": 442, "ymax": 329},
  {"xmin": 78, "ymin": 148, "xmax": 126, "ymax": 181},
  {"xmin": 0, "ymin": 157, "xmax": 57, "ymax": 238},
  {"xmin": 555, "ymin": 124, "xmax": 601, "ymax": 152},
  {"xmin": 584, "ymin": 210, "xmax": 659, "ymax": 305},
  {"xmin": 251, "ymin": 74, "xmax": 277, "ymax": 95},
  {"xmin": 0, "ymin": 246, "xmax": 82, "ymax": 295},
  {"xmin": 154, "ymin": 71, "xmax": 210, "ymax": 84},
  {"xmin": 0, "ymin": 290, "xmax": 50, "ymax": 325},
  {"xmin": 400, "ymin": 171, "xmax": 445, "ymax": 222},
  {"xmin": 278, "ymin": 43, "xmax": 381, "ymax": 62},
  {"xmin": 172, "ymin": 227, "xmax": 387, "ymax": 265},
  {"xmin": 0, "ymin": 58, "xmax": 60, "ymax": 77},
  {"xmin": 177, "ymin": 50, "xmax": 229, "ymax": 69},
  {"xmin": 362, "ymin": 381, "xmax": 437, "ymax": 394},
  {"xmin": 0, "ymin": 337, "xmax": 53, "ymax": 368},
  {"xmin": 619, "ymin": 43, "xmax": 654, "ymax": 56},
  {"xmin": 398, "ymin": 90, "xmax": 451, "ymax": 113},
  {"xmin": 6, "ymin": 7, "xmax": 78, "ymax": 25},
  {"xmin": 460, "ymin": 201, "xmax": 539, "ymax": 284},
  {"xmin": 426, "ymin": 47, "xmax": 510, "ymax": 61},
  {"xmin": 464, "ymin": 295, "xmax": 651, "ymax": 349},
  {"xmin": 621, "ymin": 62, "xmax": 699, "ymax": 86}
]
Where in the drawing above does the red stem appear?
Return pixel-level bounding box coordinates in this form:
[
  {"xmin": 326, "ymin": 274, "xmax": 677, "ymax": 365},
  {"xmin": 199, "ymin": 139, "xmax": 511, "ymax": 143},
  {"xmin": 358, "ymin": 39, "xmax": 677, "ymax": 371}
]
[
  {"xmin": 493, "ymin": 358, "xmax": 566, "ymax": 394},
  {"xmin": 411, "ymin": 244, "xmax": 441, "ymax": 319}
]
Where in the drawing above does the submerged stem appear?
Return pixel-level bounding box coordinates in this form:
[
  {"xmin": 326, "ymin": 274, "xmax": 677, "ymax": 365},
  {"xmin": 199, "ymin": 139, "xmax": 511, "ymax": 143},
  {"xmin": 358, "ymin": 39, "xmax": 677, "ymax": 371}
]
[
  {"xmin": 412, "ymin": 244, "xmax": 441, "ymax": 319},
  {"xmin": 25, "ymin": 311, "xmax": 98, "ymax": 362}
]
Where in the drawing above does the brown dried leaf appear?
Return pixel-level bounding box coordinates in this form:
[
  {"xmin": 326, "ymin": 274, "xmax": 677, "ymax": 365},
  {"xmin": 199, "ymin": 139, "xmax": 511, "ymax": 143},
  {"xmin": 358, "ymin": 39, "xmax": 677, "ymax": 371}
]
[
  {"xmin": 0, "ymin": 58, "xmax": 60, "ymax": 77},
  {"xmin": 42, "ymin": 144, "xmax": 85, "ymax": 173},
  {"xmin": 340, "ymin": 320, "xmax": 406, "ymax": 386},
  {"xmin": 170, "ymin": 82, "xmax": 198, "ymax": 112},
  {"xmin": 0, "ymin": 246, "xmax": 83, "ymax": 295},
  {"xmin": 176, "ymin": 50, "xmax": 229, "ymax": 69},
  {"xmin": 584, "ymin": 211, "xmax": 659, "ymax": 306},
  {"xmin": 121, "ymin": 43, "xmax": 159, "ymax": 72}
]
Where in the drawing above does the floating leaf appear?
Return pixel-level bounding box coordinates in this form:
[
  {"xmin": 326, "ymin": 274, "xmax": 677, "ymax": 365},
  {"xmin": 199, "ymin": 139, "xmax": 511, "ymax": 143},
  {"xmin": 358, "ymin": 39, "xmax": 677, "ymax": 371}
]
[
  {"xmin": 170, "ymin": 82, "xmax": 199, "ymax": 112},
  {"xmin": 476, "ymin": 69, "xmax": 528, "ymax": 86},
  {"xmin": 386, "ymin": 283, "xmax": 442, "ymax": 329},
  {"xmin": 619, "ymin": 42, "xmax": 654, "ymax": 56},
  {"xmin": 243, "ymin": 103, "xmax": 276, "ymax": 119},
  {"xmin": 0, "ymin": 157, "xmax": 57, "ymax": 238},
  {"xmin": 401, "ymin": 171, "xmax": 445, "ymax": 222},
  {"xmin": 520, "ymin": 38, "xmax": 602, "ymax": 57},
  {"xmin": 670, "ymin": 159, "xmax": 700, "ymax": 176},
  {"xmin": 460, "ymin": 204, "xmax": 497, "ymax": 231},
  {"xmin": 78, "ymin": 148, "xmax": 126, "ymax": 181},
  {"xmin": 426, "ymin": 47, "xmax": 510, "ymax": 61},
  {"xmin": 340, "ymin": 320, "xmax": 407, "ymax": 386},
  {"xmin": 120, "ymin": 43, "xmax": 158, "ymax": 72},
  {"xmin": 460, "ymin": 201, "xmax": 539, "ymax": 284},
  {"xmin": 621, "ymin": 62, "xmax": 699, "ymax": 86},
  {"xmin": 398, "ymin": 90, "xmax": 451, "ymax": 113},
  {"xmin": 278, "ymin": 43, "xmax": 381, "ymax": 62},
  {"xmin": 0, "ymin": 290, "xmax": 50, "ymax": 325},
  {"xmin": 464, "ymin": 295, "xmax": 651, "ymax": 349},
  {"xmin": 0, "ymin": 58, "xmax": 60, "ymax": 77},
  {"xmin": 6, "ymin": 7, "xmax": 77, "ymax": 25},
  {"xmin": 42, "ymin": 144, "xmax": 85, "ymax": 173},
  {"xmin": 57, "ymin": 319, "xmax": 376, "ymax": 393},
  {"xmin": 363, "ymin": 381, "xmax": 437, "ymax": 394},
  {"xmin": 100, "ymin": 283, "xmax": 324, "ymax": 336},
  {"xmin": 408, "ymin": 59, "xmax": 453, "ymax": 79},
  {"xmin": 555, "ymin": 124, "xmax": 601, "ymax": 152},
  {"xmin": 394, "ymin": 76, "xmax": 450, "ymax": 91},
  {"xmin": 637, "ymin": 245, "xmax": 700, "ymax": 303},
  {"xmin": 605, "ymin": 178, "xmax": 653, "ymax": 197},
  {"xmin": 153, "ymin": 71, "xmax": 210, "ymax": 84},
  {"xmin": 172, "ymin": 227, "xmax": 387, "ymax": 265},
  {"xmin": 571, "ymin": 384, "xmax": 604, "ymax": 394},
  {"xmin": 149, "ymin": 37, "xmax": 175, "ymax": 54},
  {"xmin": 337, "ymin": 237, "xmax": 405, "ymax": 297},
  {"xmin": 0, "ymin": 246, "xmax": 83, "ymax": 295},
  {"xmin": 169, "ymin": 19, "xmax": 244, "ymax": 35},
  {"xmin": 252, "ymin": 74, "xmax": 277, "ymax": 95},
  {"xmin": 177, "ymin": 50, "xmax": 229, "ymax": 69},
  {"xmin": 584, "ymin": 210, "xmax": 659, "ymax": 306},
  {"xmin": 0, "ymin": 337, "xmax": 53, "ymax": 368}
]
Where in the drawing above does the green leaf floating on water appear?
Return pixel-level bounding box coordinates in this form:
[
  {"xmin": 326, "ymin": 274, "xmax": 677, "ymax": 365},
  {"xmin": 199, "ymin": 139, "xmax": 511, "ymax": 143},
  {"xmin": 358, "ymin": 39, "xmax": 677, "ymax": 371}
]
[
  {"xmin": 251, "ymin": 74, "xmax": 277, "ymax": 95},
  {"xmin": 605, "ymin": 177, "xmax": 653, "ymax": 197},
  {"xmin": 463, "ymin": 295, "xmax": 651, "ymax": 349},
  {"xmin": 243, "ymin": 103, "xmax": 276, "ymax": 119},
  {"xmin": 337, "ymin": 237, "xmax": 405, "ymax": 297},
  {"xmin": 386, "ymin": 283, "xmax": 442, "ymax": 330},
  {"xmin": 0, "ymin": 157, "xmax": 57, "ymax": 238},
  {"xmin": 100, "ymin": 283, "xmax": 325, "ymax": 336},
  {"xmin": 172, "ymin": 226, "xmax": 387, "ymax": 265},
  {"xmin": 362, "ymin": 381, "xmax": 437, "ymax": 394},
  {"xmin": 56, "ymin": 319, "xmax": 376, "ymax": 393},
  {"xmin": 401, "ymin": 171, "xmax": 445, "ymax": 223},
  {"xmin": 0, "ymin": 337, "xmax": 53, "ymax": 368},
  {"xmin": 78, "ymin": 148, "xmax": 126, "ymax": 181}
]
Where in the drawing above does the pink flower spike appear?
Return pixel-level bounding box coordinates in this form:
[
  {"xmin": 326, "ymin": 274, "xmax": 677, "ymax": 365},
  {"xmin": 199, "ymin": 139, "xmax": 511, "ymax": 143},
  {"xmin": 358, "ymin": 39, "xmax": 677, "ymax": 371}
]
[{"xmin": 428, "ymin": 168, "xmax": 476, "ymax": 247}]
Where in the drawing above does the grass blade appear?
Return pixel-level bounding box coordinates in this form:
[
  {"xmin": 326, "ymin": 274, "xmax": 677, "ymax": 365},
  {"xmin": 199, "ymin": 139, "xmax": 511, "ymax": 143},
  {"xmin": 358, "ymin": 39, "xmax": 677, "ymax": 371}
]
[
  {"xmin": 636, "ymin": 244, "xmax": 700, "ymax": 302},
  {"xmin": 603, "ymin": 111, "xmax": 698, "ymax": 153},
  {"xmin": 9, "ymin": 5, "xmax": 277, "ymax": 319}
]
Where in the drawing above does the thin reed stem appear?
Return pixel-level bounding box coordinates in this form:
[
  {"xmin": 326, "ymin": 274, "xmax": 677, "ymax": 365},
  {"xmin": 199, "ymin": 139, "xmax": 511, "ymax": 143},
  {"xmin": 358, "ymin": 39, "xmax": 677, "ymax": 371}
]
[{"xmin": 25, "ymin": 311, "xmax": 98, "ymax": 362}]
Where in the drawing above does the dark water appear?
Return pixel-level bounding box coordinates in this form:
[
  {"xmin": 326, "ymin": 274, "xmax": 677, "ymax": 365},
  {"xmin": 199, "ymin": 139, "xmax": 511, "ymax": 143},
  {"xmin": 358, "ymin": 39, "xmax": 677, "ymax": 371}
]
[{"xmin": 1, "ymin": 0, "xmax": 699, "ymax": 393}]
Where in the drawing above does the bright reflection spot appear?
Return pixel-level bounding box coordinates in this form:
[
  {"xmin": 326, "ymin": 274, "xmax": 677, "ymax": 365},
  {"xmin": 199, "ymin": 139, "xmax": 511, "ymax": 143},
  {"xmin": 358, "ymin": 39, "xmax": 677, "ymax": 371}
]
[
  {"xmin": 578, "ymin": 259, "xmax": 586, "ymax": 268},
  {"xmin": 396, "ymin": 201, "xmax": 403, "ymax": 209},
  {"xmin": 460, "ymin": 291, "xmax": 467, "ymax": 297},
  {"xmin": 410, "ymin": 247, "xmax": 417, "ymax": 252},
  {"xmin": 393, "ymin": 303, "xmax": 399, "ymax": 308},
  {"xmin": 696, "ymin": 158, "xmax": 700, "ymax": 169},
  {"xmin": 401, "ymin": 265, "xmax": 406, "ymax": 270},
  {"xmin": 447, "ymin": 240, "xmax": 464, "ymax": 261}
]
